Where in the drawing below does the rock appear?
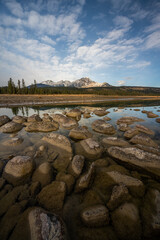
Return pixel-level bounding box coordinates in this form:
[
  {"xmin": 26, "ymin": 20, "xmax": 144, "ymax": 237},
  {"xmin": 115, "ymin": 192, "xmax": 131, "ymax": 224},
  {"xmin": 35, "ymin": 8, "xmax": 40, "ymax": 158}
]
[
  {"xmin": 94, "ymin": 158, "xmax": 109, "ymax": 168},
  {"xmin": 75, "ymin": 138, "xmax": 103, "ymax": 160},
  {"xmin": 92, "ymin": 120, "xmax": 116, "ymax": 135},
  {"xmin": 124, "ymin": 128, "xmax": 139, "ymax": 139},
  {"xmin": 75, "ymin": 163, "xmax": 95, "ymax": 193},
  {"xmin": 0, "ymin": 121, "xmax": 23, "ymax": 133},
  {"xmin": 108, "ymin": 146, "xmax": 160, "ymax": 180},
  {"xmin": 3, "ymin": 156, "xmax": 34, "ymax": 186},
  {"xmin": 102, "ymin": 137, "xmax": 129, "ymax": 147},
  {"xmin": 12, "ymin": 115, "xmax": 26, "ymax": 124},
  {"xmin": 130, "ymin": 134, "xmax": 158, "ymax": 148},
  {"xmin": 25, "ymin": 121, "xmax": 59, "ymax": 132},
  {"xmin": 38, "ymin": 181, "xmax": 66, "ymax": 212},
  {"xmin": 69, "ymin": 126, "xmax": 92, "ymax": 140},
  {"xmin": 27, "ymin": 114, "xmax": 42, "ymax": 122},
  {"xmin": 2, "ymin": 137, "xmax": 23, "ymax": 146},
  {"xmin": 51, "ymin": 113, "xmax": 78, "ymax": 129},
  {"xmin": 0, "ymin": 177, "xmax": 6, "ymax": 190},
  {"xmin": 0, "ymin": 185, "xmax": 23, "ymax": 216},
  {"xmin": 0, "ymin": 159, "xmax": 6, "ymax": 174},
  {"xmin": 0, "ymin": 115, "xmax": 10, "ymax": 127},
  {"xmin": 51, "ymin": 113, "xmax": 68, "ymax": 123},
  {"xmin": 52, "ymin": 156, "xmax": 72, "ymax": 172},
  {"xmin": 66, "ymin": 108, "xmax": 81, "ymax": 120},
  {"xmin": 134, "ymin": 109, "xmax": 140, "ymax": 111},
  {"xmin": 136, "ymin": 144, "xmax": 160, "ymax": 156},
  {"xmin": 117, "ymin": 123, "xmax": 131, "ymax": 132},
  {"xmin": 94, "ymin": 109, "xmax": 109, "ymax": 116},
  {"xmin": 81, "ymin": 205, "xmax": 109, "ymax": 227},
  {"xmin": 156, "ymin": 118, "xmax": 160, "ymax": 123},
  {"xmin": 147, "ymin": 112, "xmax": 159, "ymax": 118},
  {"xmin": 142, "ymin": 188, "xmax": 160, "ymax": 238},
  {"xmin": 111, "ymin": 203, "xmax": 142, "ymax": 240},
  {"xmin": 142, "ymin": 110, "xmax": 148, "ymax": 113},
  {"xmin": 29, "ymin": 181, "xmax": 41, "ymax": 197},
  {"xmin": 56, "ymin": 172, "xmax": 75, "ymax": 194},
  {"xmin": 104, "ymin": 171, "xmax": 145, "ymax": 197},
  {"xmin": 32, "ymin": 162, "xmax": 53, "ymax": 188},
  {"xmin": 103, "ymin": 116, "xmax": 111, "ymax": 121},
  {"xmin": 42, "ymin": 133, "xmax": 72, "ymax": 154},
  {"xmin": 42, "ymin": 114, "xmax": 52, "ymax": 122},
  {"xmin": 117, "ymin": 116, "xmax": 144, "ymax": 125},
  {"xmin": 68, "ymin": 155, "xmax": 85, "ymax": 178},
  {"xmin": 83, "ymin": 112, "xmax": 91, "ymax": 118},
  {"xmin": 135, "ymin": 124, "xmax": 154, "ymax": 135},
  {"xmin": 107, "ymin": 183, "xmax": 131, "ymax": 210}
]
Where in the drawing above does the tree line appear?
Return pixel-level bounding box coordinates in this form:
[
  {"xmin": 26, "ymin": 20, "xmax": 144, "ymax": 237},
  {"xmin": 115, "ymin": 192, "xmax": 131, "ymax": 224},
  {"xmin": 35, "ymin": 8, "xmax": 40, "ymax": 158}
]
[{"xmin": 0, "ymin": 78, "xmax": 160, "ymax": 96}]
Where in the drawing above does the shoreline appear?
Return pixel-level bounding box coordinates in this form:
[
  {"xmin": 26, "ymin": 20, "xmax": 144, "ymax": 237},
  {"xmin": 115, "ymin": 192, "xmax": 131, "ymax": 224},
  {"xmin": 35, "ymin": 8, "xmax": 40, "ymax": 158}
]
[{"xmin": 0, "ymin": 94, "xmax": 160, "ymax": 107}]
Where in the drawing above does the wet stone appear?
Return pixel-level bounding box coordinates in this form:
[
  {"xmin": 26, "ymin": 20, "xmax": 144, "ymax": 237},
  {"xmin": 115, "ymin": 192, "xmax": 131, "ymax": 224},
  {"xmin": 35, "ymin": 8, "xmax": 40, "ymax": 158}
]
[
  {"xmin": 0, "ymin": 177, "xmax": 6, "ymax": 190},
  {"xmin": 56, "ymin": 172, "xmax": 75, "ymax": 194},
  {"xmin": 66, "ymin": 108, "xmax": 81, "ymax": 120},
  {"xmin": 147, "ymin": 112, "xmax": 159, "ymax": 118},
  {"xmin": 0, "ymin": 121, "xmax": 23, "ymax": 133},
  {"xmin": 156, "ymin": 118, "xmax": 160, "ymax": 123},
  {"xmin": 68, "ymin": 155, "xmax": 85, "ymax": 178},
  {"xmin": 135, "ymin": 144, "xmax": 160, "ymax": 156},
  {"xmin": 69, "ymin": 126, "xmax": 92, "ymax": 140},
  {"xmin": 2, "ymin": 137, "xmax": 23, "ymax": 146},
  {"xmin": 102, "ymin": 137, "xmax": 129, "ymax": 147},
  {"xmin": 27, "ymin": 114, "xmax": 42, "ymax": 122},
  {"xmin": 25, "ymin": 120, "xmax": 59, "ymax": 132},
  {"xmin": 130, "ymin": 134, "xmax": 158, "ymax": 148},
  {"xmin": 0, "ymin": 115, "xmax": 10, "ymax": 127},
  {"xmin": 94, "ymin": 109, "xmax": 109, "ymax": 116},
  {"xmin": 135, "ymin": 124, "xmax": 154, "ymax": 135},
  {"xmin": 117, "ymin": 123, "xmax": 131, "ymax": 132},
  {"xmin": 124, "ymin": 128, "xmax": 139, "ymax": 139},
  {"xmin": 103, "ymin": 116, "xmax": 111, "ymax": 121},
  {"xmin": 92, "ymin": 119, "xmax": 116, "ymax": 135},
  {"xmin": 12, "ymin": 115, "xmax": 26, "ymax": 124},
  {"xmin": 117, "ymin": 116, "xmax": 144, "ymax": 125},
  {"xmin": 83, "ymin": 112, "xmax": 91, "ymax": 118}
]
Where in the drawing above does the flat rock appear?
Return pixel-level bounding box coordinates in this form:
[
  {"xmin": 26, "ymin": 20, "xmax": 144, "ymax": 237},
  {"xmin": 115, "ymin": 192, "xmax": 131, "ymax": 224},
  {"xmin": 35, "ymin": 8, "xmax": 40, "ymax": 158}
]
[
  {"xmin": 12, "ymin": 115, "xmax": 26, "ymax": 124},
  {"xmin": 69, "ymin": 126, "xmax": 92, "ymax": 140},
  {"xmin": 147, "ymin": 112, "xmax": 159, "ymax": 118},
  {"xmin": 42, "ymin": 133, "xmax": 72, "ymax": 154},
  {"xmin": 2, "ymin": 137, "xmax": 23, "ymax": 146},
  {"xmin": 108, "ymin": 146, "xmax": 160, "ymax": 180},
  {"xmin": 92, "ymin": 119, "xmax": 116, "ymax": 135},
  {"xmin": 107, "ymin": 183, "xmax": 131, "ymax": 210},
  {"xmin": 135, "ymin": 124, "xmax": 154, "ymax": 135},
  {"xmin": 51, "ymin": 113, "xmax": 78, "ymax": 129},
  {"xmin": 42, "ymin": 115, "xmax": 52, "ymax": 122},
  {"xmin": 117, "ymin": 116, "xmax": 144, "ymax": 125},
  {"xmin": 0, "ymin": 115, "xmax": 10, "ymax": 127},
  {"xmin": 3, "ymin": 156, "xmax": 34, "ymax": 186},
  {"xmin": 111, "ymin": 203, "xmax": 142, "ymax": 240},
  {"xmin": 81, "ymin": 205, "xmax": 109, "ymax": 227},
  {"xmin": 66, "ymin": 108, "xmax": 81, "ymax": 120},
  {"xmin": 117, "ymin": 123, "xmax": 131, "ymax": 132},
  {"xmin": 130, "ymin": 134, "xmax": 158, "ymax": 148},
  {"xmin": 0, "ymin": 121, "xmax": 23, "ymax": 133},
  {"xmin": 103, "ymin": 116, "xmax": 111, "ymax": 121},
  {"xmin": 94, "ymin": 109, "xmax": 109, "ymax": 116},
  {"xmin": 56, "ymin": 172, "xmax": 75, "ymax": 194},
  {"xmin": 124, "ymin": 128, "xmax": 139, "ymax": 139},
  {"xmin": 83, "ymin": 112, "xmax": 91, "ymax": 118},
  {"xmin": 25, "ymin": 121, "xmax": 59, "ymax": 132},
  {"xmin": 27, "ymin": 114, "xmax": 42, "ymax": 122},
  {"xmin": 68, "ymin": 155, "xmax": 85, "ymax": 178},
  {"xmin": 136, "ymin": 144, "xmax": 160, "ymax": 156},
  {"xmin": 38, "ymin": 181, "xmax": 66, "ymax": 212},
  {"xmin": 0, "ymin": 177, "xmax": 6, "ymax": 190},
  {"xmin": 102, "ymin": 137, "xmax": 129, "ymax": 147},
  {"xmin": 75, "ymin": 138, "xmax": 103, "ymax": 160},
  {"xmin": 156, "ymin": 118, "xmax": 160, "ymax": 123}
]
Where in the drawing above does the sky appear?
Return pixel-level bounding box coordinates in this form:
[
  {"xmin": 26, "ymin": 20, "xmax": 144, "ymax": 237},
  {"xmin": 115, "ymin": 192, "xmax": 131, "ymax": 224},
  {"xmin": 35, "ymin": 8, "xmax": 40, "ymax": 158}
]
[{"xmin": 0, "ymin": 0, "xmax": 160, "ymax": 87}]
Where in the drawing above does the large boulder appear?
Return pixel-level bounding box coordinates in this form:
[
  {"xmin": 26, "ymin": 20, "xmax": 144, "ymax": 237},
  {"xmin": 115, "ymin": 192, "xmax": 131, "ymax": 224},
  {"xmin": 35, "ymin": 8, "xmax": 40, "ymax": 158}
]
[
  {"xmin": 130, "ymin": 134, "xmax": 158, "ymax": 148},
  {"xmin": 12, "ymin": 115, "xmax": 26, "ymax": 124},
  {"xmin": 75, "ymin": 138, "xmax": 103, "ymax": 160},
  {"xmin": 56, "ymin": 172, "xmax": 75, "ymax": 194},
  {"xmin": 27, "ymin": 114, "xmax": 42, "ymax": 122},
  {"xmin": 25, "ymin": 121, "xmax": 59, "ymax": 132},
  {"xmin": 32, "ymin": 162, "xmax": 53, "ymax": 187},
  {"xmin": 66, "ymin": 108, "xmax": 81, "ymax": 120},
  {"xmin": 102, "ymin": 137, "xmax": 129, "ymax": 147},
  {"xmin": 92, "ymin": 120, "xmax": 116, "ymax": 135},
  {"xmin": 117, "ymin": 116, "xmax": 144, "ymax": 125},
  {"xmin": 51, "ymin": 113, "xmax": 78, "ymax": 129},
  {"xmin": 68, "ymin": 155, "xmax": 85, "ymax": 178},
  {"xmin": 38, "ymin": 181, "xmax": 66, "ymax": 212},
  {"xmin": 94, "ymin": 109, "xmax": 109, "ymax": 116},
  {"xmin": 108, "ymin": 146, "xmax": 160, "ymax": 180},
  {"xmin": 0, "ymin": 115, "xmax": 10, "ymax": 126},
  {"xmin": 69, "ymin": 126, "xmax": 92, "ymax": 140},
  {"xmin": 111, "ymin": 203, "xmax": 142, "ymax": 240},
  {"xmin": 3, "ymin": 156, "xmax": 34, "ymax": 186},
  {"xmin": 81, "ymin": 205, "xmax": 109, "ymax": 227},
  {"xmin": 0, "ymin": 121, "xmax": 23, "ymax": 133}
]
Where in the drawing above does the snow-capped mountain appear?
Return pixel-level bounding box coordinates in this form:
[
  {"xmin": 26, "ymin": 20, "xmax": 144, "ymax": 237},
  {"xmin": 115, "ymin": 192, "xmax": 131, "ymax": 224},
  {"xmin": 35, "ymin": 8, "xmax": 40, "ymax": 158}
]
[{"xmin": 41, "ymin": 77, "xmax": 110, "ymax": 88}]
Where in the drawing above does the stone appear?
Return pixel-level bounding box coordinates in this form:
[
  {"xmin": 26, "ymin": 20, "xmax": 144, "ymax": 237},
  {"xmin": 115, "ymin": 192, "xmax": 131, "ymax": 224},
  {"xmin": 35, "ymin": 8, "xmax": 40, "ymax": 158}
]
[
  {"xmin": 66, "ymin": 108, "xmax": 81, "ymax": 120},
  {"xmin": 51, "ymin": 113, "xmax": 78, "ymax": 129},
  {"xmin": 56, "ymin": 172, "xmax": 75, "ymax": 194},
  {"xmin": 94, "ymin": 158, "xmax": 109, "ymax": 168},
  {"xmin": 75, "ymin": 163, "xmax": 95, "ymax": 193},
  {"xmin": 156, "ymin": 118, "xmax": 160, "ymax": 123},
  {"xmin": 147, "ymin": 112, "xmax": 159, "ymax": 118},
  {"xmin": 32, "ymin": 162, "xmax": 53, "ymax": 188},
  {"xmin": 108, "ymin": 146, "xmax": 160, "ymax": 180},
  {"xmin": 3, "ymin": 156, "xmax": 34, "ymax": 186},
  {"xmin": 92, "ymin": 119, "xmax": 116, "ymax": 135},
  {"xmin": 83, "ymin": 112, "xmax": 91, "ymax": 118},
  {"xmin": 103, "ymin": 116, "xmax": 111, "ymax": 121},
  {"xmin": 81, "ymin": 205, "xmax": 109, "ymax": 227},
  {"xmin": 0, "ymin": 159, "xmax": 6, "ymax": 174},
  {"xmin": 136, "ymin": 144, "xmax": 160, "ymax": 156},
  {"xmin": 102, "ymin": 137, "xmax": 129, "ymax": 147},
  {"xmin": 135, "ymin": 124, "xmax": 154, "ymax": 135},
  {"xmin": 53, "ymin": 156, "xmax": 72, "ymax": 172},
  {"xmin": 0, "ymin": 177, "xmax": 6, "ymax": 190},
  {"xmin": 0, "ymin": 121, "xmax": 23, "ymax": 133},
  {"xmin": 117, "ymin": 116, "xmax": 144, "ymax": 125},
  {"xmin": 2, "ymin": 137, "xmax": 23, "ymax": 146},
  {"xmin": 130, "ymin": 134, "xmax": 158, "ymax": 148},
  {"xmin": 27, "ymin": 114, "xmax": 42, "ymax": 122},
  {"xmin": 75, "ymin": 138, "xmax": 103, "ymax": 160},
  {"xmin": 0, "ymin": 115, "xmax": 10, "ymax": 127},
  {"xmin": 68, "ymin": 155, "xmax": 85, "ymax": 178},
  {"xmin": 124, "ymin": 128, "xmax": 139, "ymax": 139},
  {"xmin": 38, "ymin": 181, "xmax": 66, "ymax": 212},
  {"xmin": 42, "ymin": 115, "xmax": 52, "ymax": 122},
  {"xmin": 111, "ymin": 203, "xmax": 142, "ymax": 240},
  {"xmin": 142, "ymin": 188, "xmax": 160, "ymax": 238},
  {"xmin": 69, "ymin": 126, "xmax": 92, "ymax": 140},
  {"xmin": 12, "ymin": 115, "xmax": 26, "ymax": 124},
  {"xmin": 94, "ymin": 109, "xmax": 110, "ymax": 116},
  {"xmin": 42, "ymin": 133, "xmax": 72, "ymax": 154},
  {"xmin": 107, "ymin": 183, "xmax": 131, "ymax": 210},
  {"xmin": 117, "ymin": 123, "xmax": 130, "ymax": 132},
  {"xmin": 134, "ymin": 109, "xmax": 140, "ymax": 111},
  {"xmin": 25, "ymin": 120, "xmax": 59, "ymax": 132},
  {"xmin": 29, "ymin": 181, "xmax": 41, "ymax": 197}
]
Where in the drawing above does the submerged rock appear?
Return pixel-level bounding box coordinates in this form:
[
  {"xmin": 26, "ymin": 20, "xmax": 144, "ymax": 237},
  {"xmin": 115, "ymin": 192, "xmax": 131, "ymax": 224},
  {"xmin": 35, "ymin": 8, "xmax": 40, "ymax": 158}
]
[
  {"xmin": 103, "ymin": 116, "xmax": 111, "ymax": 121},
  {"xmin": 68, "ymin": 155, "xmax": 85, "ymax": 178},
  {"xmin": 117, "ymin": 116, "xmax": 144, "ymax": 125},
  {"xmin": 130, "ymin": 134, "xmax": 158, "ymax": 148},
  {"xmin": 102, "ymin": 137, "xmax": 129, "ymax": 147},
  {"xmin": 108, "ymin": 146, "xmax": 160, "ymax": 180},
  {"xmin": 56, "ymin": 172, "xmax": 75, "ymax": 194},
  {"xmin": 69, "ymin": 126, "xmax": 92, "ymax": 140},
  {"xmin": 3, "ymin": 156, "xmax": 34, "ymax": 186},
  {"xmin": 92, "ymin": 120, "xmax": 116, "ymax": 135},
  {"xmin": 156, "ymin": 118, "xmax": 160, "ymax": 123},
  {"xmin": 0, "ymin": 115, "xmax": 10, "ymax": 127},
  {"xmin": 147, "ymin": 112, "xmax": 159, "ymax": 118},
  {"xmin": 81, "ymin": 205, "xmax": 109, "ymax": 227},
  {"xmin": 124, "ymin": 128, "xmax": 139, "ymax": 139},
  {"xmin": 2, "ymin": 137, "xmax": 23, "ymax": 146},
  {"xmin": 25, "ymin": 121, "xmax": 59, "ymax": 132},
  {"xmin": 117, "ymin": 123, "xmax": 131, "ymax": 132},
  {"xmin": 135, "ymin": 124, "xmax": 154, "ymax": 135},
  {"xmin": 0, "ymin": 121, "xmax": 23, "ymax": 133}
]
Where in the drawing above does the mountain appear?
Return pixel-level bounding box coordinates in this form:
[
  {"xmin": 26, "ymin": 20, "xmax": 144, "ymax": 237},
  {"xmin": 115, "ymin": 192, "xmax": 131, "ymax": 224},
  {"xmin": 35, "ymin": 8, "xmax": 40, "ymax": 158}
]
[{"xmin": 41, "ymin": 77, "xmax": 111, "ymax": 88}]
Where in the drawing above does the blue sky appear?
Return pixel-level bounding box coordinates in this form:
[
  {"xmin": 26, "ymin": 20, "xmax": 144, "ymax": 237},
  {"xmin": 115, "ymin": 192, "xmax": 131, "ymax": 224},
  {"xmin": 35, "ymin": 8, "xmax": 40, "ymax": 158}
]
[{"xmin": 0, "ymin": 0, "xmax": 160, "ymax": 87}]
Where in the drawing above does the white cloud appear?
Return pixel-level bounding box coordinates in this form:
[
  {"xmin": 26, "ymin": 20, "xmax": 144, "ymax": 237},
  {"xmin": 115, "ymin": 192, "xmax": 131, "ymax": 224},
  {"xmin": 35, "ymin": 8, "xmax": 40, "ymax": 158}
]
[
  {"xmin": 127, "ymin": 61, "xmax": 151, "ymax": 68},
  {"xmin": 145, "ymin": 31, "xmax": 160, "ymax": 49},
  {"xmin": 114, "ymin": 16, "xmax": 133, "ymax": 29},
  {"xmin": 117, "ymin": 80, "xmax": 125, "ymax": 85},
  {"xmin": 41, "ymin": 36, "xmax": 56, "ymax": 46},
  {"xmin": 5, "ymin": 0, "xmax": 24, "ymax": 18},
  {"xmin": 145, "ymin": 14, "xmax": 160, "ymax": 33}
]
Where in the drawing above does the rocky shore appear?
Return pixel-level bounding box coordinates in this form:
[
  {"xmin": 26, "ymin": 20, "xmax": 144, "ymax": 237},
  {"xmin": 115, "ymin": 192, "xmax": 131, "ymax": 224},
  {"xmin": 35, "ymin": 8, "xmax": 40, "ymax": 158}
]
[{"xmin": 0, "ymin": 106, "xmax": 160, "ymax": 240}]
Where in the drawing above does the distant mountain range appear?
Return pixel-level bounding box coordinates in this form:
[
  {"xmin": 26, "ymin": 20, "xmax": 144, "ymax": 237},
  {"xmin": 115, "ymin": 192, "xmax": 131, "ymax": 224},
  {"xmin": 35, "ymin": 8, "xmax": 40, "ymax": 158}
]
[{"xmin": 38, "ymin": 77, "xmax": 111, "ymax": 88}]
